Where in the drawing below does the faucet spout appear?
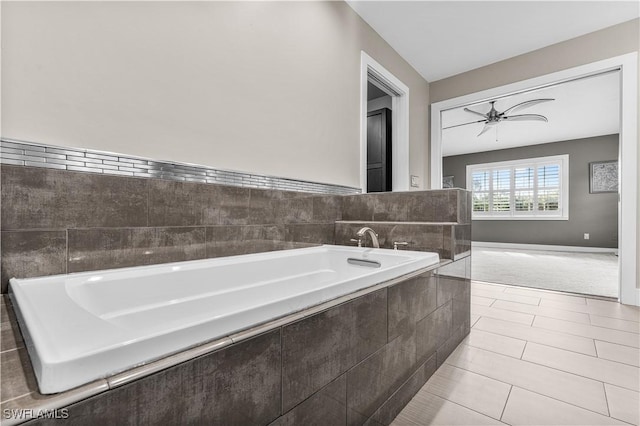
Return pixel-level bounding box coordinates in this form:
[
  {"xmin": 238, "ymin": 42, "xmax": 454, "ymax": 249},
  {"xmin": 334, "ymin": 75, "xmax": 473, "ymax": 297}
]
[{"xmin": 356, "ymin": 227, "xmax": 380, "ymax": 248}]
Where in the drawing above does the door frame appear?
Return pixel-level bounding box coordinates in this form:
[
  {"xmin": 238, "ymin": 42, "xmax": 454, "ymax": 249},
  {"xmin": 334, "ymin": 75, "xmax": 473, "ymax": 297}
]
[
  {"xmin": 360, "ymin": 51, "xmax": 410, "ymax": 192},
  {"xmin": 430, "ymin": 52, "xmax": 638, "ymax": 305}
]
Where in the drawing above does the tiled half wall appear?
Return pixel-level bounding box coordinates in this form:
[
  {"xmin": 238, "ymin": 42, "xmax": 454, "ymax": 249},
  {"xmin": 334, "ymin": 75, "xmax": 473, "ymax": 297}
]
[
  {"xmin": 0, "ymin": 164, "xmax": 471, "ymax": 293},
  {"xmin": 12, "ymin": 260, "xmax": 470, "ymax": 426}
]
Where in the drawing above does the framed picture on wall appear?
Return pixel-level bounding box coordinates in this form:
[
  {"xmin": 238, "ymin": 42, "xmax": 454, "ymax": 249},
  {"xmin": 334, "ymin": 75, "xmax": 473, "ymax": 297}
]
[
  {"xmin": 589, "ymin": 160, "xmax": 618, "ymax": 193},
  {"xmin": 442, "ymin": 175, "xmax": 454, "ymax": 188}
]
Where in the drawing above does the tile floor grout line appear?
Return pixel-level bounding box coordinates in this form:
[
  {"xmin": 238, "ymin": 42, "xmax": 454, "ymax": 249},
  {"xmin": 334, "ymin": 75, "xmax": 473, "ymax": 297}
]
[
  {"xmin": 519, "ymin": 350, "xmax": 640, "ymax": 394},
  {"xmin": 593, "ymin": 339, "xmax": 640, "ymax": 368},
  {"xmin": 499, "ymin": 385, "xmax": 513, "ymax": 422},
  {"xmin": 473, "ymin": 280, "xmax": 623, "ymax": 305},
  {"xmin": 469, "ymin": 326, "xmax": 529, "ymax": 345},
  {"xmin": 525, "ymin": 339, "xmax": 640, "ymax": 371},
  {"xmin": 471, "ymin": 305, "xmax": 536, "ymax": 324},
  {"xmin": 0, "ymin": 346, "xmax": 22, "ymax": 355},
  {"xmin": 495, "ymin": 332, "xmax": 624, "ymax": 363},
  {"xmin": 602, "ymin": 381, "xmax": 612, "ymax": 418},
  {"xmin": 0, "ymin": 391, "xmax": 35, "ymax": 405},
  {"xmin": 443, "ymin": 355, "xmax": 519, "ymax": 388},
  {"xmin": 506, "ymin": 385, "xmax": 636, "ymax": 425},
  {"xmin": 443, "ymin": 355, "xmax": 616, "ymax": 419},
  {"xmin": 470, "ymin": 315, "xmax": 481, "ymax": 328},
  {"xmin": 483, "ymin": 300, "xmax": 594, "ymax": 320},
  {"xmin": 589, "ymin": 312, "xmax": 640, "ymax": 324},
  {"xmin": 419, "ymin": 387, "xmax": 511, "ymax": 425},
  {"xmin": 538, "ymin": 307, "xmax": 640, "ymax": 324},
  {"xmin": 503, "ymin": 288, "xmax": 589, "ymax": 302},
  {"xmin": 520, "ymin": 341, "xmax": 527, "ymax": 360},
  {"xmin": 473, "ymin": 320, "xmax": 601, "ymax": 358},
  {"xmin": 586, "ymin": 321, "xmax": 640, "ymax": 335},
  {"xmin": 501, "ymin": 287, "xmax": 590, "ymax": 301},
  {"xmin": 530, "ymin": 322, "xmax": 640, "ymax": 350},
  {"xmin": 463, "ymin": 341, "xmax": 524, "ymax": 361}
]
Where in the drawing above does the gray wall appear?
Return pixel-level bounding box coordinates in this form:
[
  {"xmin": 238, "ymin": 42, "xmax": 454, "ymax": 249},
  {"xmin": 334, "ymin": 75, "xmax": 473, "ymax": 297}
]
[
  {"xmin": 1, "ymin": 1, "xmax": 430, "ymax": 189},
  {"xmin": 443, "ymin": 134, "xmax": 619, "ymax": 248}
]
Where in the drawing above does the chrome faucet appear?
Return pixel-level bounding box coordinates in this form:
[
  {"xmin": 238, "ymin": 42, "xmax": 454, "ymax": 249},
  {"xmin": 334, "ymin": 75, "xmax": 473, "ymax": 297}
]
[{"xmin": 356, "ymin": 227, "xmax": 380, "ymax": 248}]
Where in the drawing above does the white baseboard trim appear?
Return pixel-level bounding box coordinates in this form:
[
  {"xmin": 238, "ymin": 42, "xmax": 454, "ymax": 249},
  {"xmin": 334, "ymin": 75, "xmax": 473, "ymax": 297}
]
[{"xmin": 472, "ymin": 241, "xmax": 618, "ymax": 254}]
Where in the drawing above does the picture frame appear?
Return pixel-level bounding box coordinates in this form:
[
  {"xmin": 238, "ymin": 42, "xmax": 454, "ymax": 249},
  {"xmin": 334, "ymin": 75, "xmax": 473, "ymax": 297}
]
[
  {"xmin": 442, "ymin": 175, "xmax": 454, "ymax": 188},
  {"xmin": 589, "ymin": 160, "xmax": 618, "ymax": 193}
]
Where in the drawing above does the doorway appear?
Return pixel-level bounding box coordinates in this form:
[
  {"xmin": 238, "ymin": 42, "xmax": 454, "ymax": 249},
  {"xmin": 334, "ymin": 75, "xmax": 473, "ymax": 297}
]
[
  {"xmin": 367, "ymin": 81, "xmax": 392, "ymax": 192},
  {"xmin": 430, "ymin": 53, "xmax": 639, "ymax": 305},
  {"xmin": 360, "ymin": 51, "xmax": 410, "ymax": 193}
]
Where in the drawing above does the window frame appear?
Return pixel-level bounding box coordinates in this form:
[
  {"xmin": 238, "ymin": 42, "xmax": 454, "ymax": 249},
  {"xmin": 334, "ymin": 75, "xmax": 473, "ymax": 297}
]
[{"xmin": 466, "ymin": 154, "xmax": 569, "ymax": 221}]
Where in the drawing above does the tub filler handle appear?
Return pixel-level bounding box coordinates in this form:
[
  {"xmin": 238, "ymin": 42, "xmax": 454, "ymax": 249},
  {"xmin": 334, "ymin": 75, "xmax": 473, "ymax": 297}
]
[
  {"xmin": 350, "ymin": 238, "xmax": 362, "ymax": 248},
  {"xmin": 347, "ymin": 258, "xmax": 381, "ymax": 268},
  {"xmin": 393, "ymin": 241, "xmax": 409, "ymax": 250}
]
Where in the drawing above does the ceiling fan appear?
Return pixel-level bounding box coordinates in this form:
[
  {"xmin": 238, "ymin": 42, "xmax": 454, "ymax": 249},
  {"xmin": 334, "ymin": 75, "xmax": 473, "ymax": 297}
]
[{"xmin": 445, "ymin": 98, "xmax": 555, "ymax": 137}]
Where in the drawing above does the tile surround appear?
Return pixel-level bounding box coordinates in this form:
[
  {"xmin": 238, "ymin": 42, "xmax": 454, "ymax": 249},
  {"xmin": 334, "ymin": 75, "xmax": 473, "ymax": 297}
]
[
  {"xmin": 1, "ymin": 162, "xmax": 470, "ymax": 292},
  {"xmin": 346, "ymin": 331, "xmax": 417, "ymax": 425},
  {"xmin": 27, "ymin": 330, "xmax": 283, "ymax": 426},
  {"xmin": 1, "ymin": 231, "xmax": 67, "ymax": 293},
  {"xmin": 67, "ymin": 227, "xmax": 207, "ymax": 273},
  {"xmin": 281, "ymin": 289, "xmax": 388, "ymax": 412},
  {"xmin": 270, "ymin": 375, "xmax": 347, "ymax": 426},
  {"xmin": 0, "ymin": 165, "xmax": 345, "ymax": 292},
  {"xmin": 2, "ymin": 259, "xmax": 470, "ymax": 425},
  {"xmin": 0, "ymin": 145, "xmax": 472, "ymax": 424},
  {"xmin": 1, "ymin": 164, "xmax": 148, "ymax": 230}
]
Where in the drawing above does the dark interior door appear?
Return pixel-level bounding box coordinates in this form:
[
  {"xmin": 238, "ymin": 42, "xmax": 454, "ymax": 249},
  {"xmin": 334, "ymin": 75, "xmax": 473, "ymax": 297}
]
[{"xmin": 367, "ymin": 108, "xmax": 392, "ymax": 192}]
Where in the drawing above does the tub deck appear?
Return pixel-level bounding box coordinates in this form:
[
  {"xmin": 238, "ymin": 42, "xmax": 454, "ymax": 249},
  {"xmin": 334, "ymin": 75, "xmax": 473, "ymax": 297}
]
[{"xmin": 9, "ymin": 245, "xmax": 439, "ymax": 394}]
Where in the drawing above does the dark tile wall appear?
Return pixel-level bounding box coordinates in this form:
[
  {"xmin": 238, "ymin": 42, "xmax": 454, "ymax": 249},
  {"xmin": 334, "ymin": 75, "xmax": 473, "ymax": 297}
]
[
  {"xmin": 337, "ymin": 189, "xmax": 471, "ymax": 261},
  {"xmin": 0, "ymin": 165, "xmax": 341, "ymax": 292},
  {"xmin": 1, "ymin": 165, "xmax": 471, "ymax": 293},
  {"xmin": 22, "ymin": 259, "xmax": 470, "ymax": 426},
  {"xmin": 28, "ymin": 329, "xmax": 283, "ymax": 426},
  {"xmin": 342, "ymin": 189, "xmax": 470, "ymax": 224},
  {"xmin": 1, "ymin": 165, "xmax": 472, "ymax": 424},
  {"xmin": 335, "ymin": 221, "xmax": 470, "ymax": 260},
  {"xmin": 281, "ymin": 289, "xmax": 388, "ymax": 411}
]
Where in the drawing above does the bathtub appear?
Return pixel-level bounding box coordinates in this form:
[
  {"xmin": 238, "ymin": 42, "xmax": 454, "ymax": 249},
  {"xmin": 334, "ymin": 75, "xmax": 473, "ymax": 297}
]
[{"xmin": 9, "ymin": 245, "xmax": 439, "ymax": 394}]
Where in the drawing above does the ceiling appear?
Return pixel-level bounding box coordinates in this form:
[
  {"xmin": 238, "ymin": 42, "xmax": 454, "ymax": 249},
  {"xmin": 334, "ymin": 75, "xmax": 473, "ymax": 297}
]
[
  {"xmin": 440, "ymin": 70, "xmax": 620, "ymax": 156},
  {"xmin": 346, "ymin": 1, "xmax": 639, "ymax": 82},
  {"xmin": 368, "ymin": 82, "xmax": 389, "ymax": 100},
  {"xmin": 348, "ymin": 2, "xmax": 632, "ymax": 156}
]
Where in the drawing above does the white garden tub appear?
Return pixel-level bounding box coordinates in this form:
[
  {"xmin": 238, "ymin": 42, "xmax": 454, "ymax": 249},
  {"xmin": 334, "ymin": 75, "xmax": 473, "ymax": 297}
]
[{"xmin": 9, "ymin": 245, "xmax": 439, "ymax": 394}]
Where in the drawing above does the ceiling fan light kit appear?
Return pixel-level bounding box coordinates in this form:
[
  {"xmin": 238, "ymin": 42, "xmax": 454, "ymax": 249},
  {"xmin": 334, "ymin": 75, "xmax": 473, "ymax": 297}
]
[{"xmin": 447, "ymin": 98, "xmax": 555, "ymax": 137}]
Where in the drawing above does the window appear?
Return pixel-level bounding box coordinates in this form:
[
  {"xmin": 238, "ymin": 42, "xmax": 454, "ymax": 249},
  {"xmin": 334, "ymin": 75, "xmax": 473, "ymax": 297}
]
[{"xmin": 466, "ymin": 155, "xmax": 569, "ymax": 220}]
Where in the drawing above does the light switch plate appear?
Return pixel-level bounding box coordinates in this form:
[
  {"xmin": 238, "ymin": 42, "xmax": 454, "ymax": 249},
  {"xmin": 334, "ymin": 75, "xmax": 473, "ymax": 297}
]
[{"xmin": 410, "ymin": 175, "xmax": 420, "ymax": 188}]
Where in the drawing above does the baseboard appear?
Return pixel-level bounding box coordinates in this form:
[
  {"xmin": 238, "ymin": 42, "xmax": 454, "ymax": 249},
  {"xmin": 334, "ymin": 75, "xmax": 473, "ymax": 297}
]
[
  {"xmin": 472, "ymin": 241, "xmax": 618, "ymax": 254},
  {"xmin": 620, "ymin": 286, "xmax": 640, "ymax": 307}
]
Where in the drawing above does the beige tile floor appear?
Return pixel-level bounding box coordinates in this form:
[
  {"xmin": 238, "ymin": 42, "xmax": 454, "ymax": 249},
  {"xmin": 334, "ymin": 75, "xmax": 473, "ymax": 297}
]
[{"xmin": 392, "ymin": 281, "xmax": 640, "ymax": 426}]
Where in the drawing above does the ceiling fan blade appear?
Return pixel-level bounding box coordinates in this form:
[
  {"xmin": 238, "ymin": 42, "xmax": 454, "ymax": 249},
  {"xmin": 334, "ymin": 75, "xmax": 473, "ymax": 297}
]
[
  {"xmin": 443, "ymin": 119, "xmax": 486, "ymax": 130},
  {"xmin": 500, "ymin": 98, "xmax": 554, "ymax": 116},
  {"xmin": 463, "ymin": 107, "xmax": 488, "ymax": 119},
  {"xmin": 477, "ymin": 124, "xmax": 492, "ymax": 137},
  {"xmin": 502, "ymin": 114, "xmax": 548, "ymax": 122}
]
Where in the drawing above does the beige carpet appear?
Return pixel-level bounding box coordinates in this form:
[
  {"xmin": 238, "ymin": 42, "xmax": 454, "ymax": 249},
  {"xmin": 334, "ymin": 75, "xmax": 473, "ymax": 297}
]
[{"xmin": 471, "ymin": 247, "xmax": 619, "ymax": 298}]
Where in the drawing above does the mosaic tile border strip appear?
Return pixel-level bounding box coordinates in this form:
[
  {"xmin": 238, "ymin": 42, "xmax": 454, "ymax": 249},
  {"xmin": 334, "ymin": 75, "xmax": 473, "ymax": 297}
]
[{"xmin": 0, "ymin": 139, "xmax": 361, "ymax": 195}]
